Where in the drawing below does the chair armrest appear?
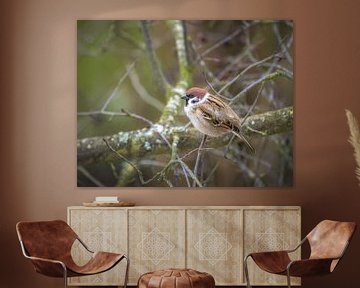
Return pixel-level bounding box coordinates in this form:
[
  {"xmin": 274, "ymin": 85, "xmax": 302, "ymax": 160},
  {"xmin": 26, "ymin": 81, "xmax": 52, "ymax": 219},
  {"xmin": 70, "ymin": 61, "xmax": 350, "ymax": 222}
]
[
  {"xmin": 285, "ymin": 237, "xmax": 307, "ymax": 253},
  {"xmin": 19, "ymin": 240, "xmax": 67, "ymax": 277},
  {"xmin": 25, "ymin": 255, "xmax": 65, "ymax": 266},
  {"xmin": 76, "ymin": 236, "xmax": 94, "ymax": 253},
  {"xmin": 25, "ymin": 255, "xmax": 67, "ymax": 277},
  {"xmin": 287, "ymin": 258, "xmax": 335, "ymax": 277},
  {"xmin": 245, "ymin": 236, "xmax": 306, "ymax": 258},
  {"xmin": 247, "ymin": 250, "xmax": 290, "ymax": 258}
]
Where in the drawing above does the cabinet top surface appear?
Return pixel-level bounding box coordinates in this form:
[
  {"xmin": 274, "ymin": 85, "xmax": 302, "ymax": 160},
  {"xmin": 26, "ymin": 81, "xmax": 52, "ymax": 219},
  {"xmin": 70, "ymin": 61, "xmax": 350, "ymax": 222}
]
[{"xmin": 68, "ymin": 205, "xmax": 301, "ymax": 210}]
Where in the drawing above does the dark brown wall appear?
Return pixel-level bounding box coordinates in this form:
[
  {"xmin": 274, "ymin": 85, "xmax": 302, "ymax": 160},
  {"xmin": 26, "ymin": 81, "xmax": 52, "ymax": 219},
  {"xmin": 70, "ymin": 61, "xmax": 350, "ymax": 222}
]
[{"xmin": 1, "ymin": 0, "xmax": 360, "ymax": 287}]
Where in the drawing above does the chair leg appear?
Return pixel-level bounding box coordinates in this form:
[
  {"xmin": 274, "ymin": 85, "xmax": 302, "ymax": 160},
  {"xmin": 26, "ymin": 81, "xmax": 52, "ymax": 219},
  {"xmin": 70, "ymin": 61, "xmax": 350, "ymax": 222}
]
[
  {"xmin": 123, "ymin": 255, "xmax": 130, "ymax": 288},
  {"xmin": 62, "ymin": 264, "xmax": 68, "ymax": 288},
  {"xmin": 286, "ymin": 269, "xmax": 291, "ymax": 288},
  {"xmin": 244, "ymin": 255, "xmax": 252, "ymax": 288}
]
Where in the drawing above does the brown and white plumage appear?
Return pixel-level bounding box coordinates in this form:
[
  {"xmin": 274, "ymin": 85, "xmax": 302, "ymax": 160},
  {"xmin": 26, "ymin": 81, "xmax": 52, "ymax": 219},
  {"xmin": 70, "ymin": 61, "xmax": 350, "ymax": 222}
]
[{"xmin": 182, "ymin": 87, "xmax": 254, "ymax": 152}]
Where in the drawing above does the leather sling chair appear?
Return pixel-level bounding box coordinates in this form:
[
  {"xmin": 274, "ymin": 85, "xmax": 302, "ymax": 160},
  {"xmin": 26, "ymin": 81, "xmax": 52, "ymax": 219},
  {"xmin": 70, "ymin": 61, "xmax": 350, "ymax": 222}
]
[
  {"xmin": 16, "ymin": 220, "xmax": 129, "ymax": 288},
  {"xmin": 244, "ymin": 220, "xmax": 356, "ymax": 288}
]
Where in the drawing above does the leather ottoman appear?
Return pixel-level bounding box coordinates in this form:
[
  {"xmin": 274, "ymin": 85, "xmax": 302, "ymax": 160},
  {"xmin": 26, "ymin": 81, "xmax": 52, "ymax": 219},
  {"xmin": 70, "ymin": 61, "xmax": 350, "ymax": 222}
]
[{"xmin": 138, "ymin": 268, "xmax": 215, "ymax": 288}]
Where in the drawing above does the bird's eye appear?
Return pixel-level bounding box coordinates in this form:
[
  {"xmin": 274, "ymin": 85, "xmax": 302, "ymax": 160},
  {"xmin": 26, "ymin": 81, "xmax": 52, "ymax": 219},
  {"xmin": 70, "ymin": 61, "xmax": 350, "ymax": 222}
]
[{"xmin": 190, "ymin": 98, "xmax": 199, "ymax": 104}]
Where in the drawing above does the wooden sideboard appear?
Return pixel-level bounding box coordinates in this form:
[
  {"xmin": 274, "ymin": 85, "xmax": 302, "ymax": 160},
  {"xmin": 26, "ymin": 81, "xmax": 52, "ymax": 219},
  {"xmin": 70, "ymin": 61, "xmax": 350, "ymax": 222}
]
[{"xmin": 67, "ymin": 206, "xmax": 301, "ymax": 286}]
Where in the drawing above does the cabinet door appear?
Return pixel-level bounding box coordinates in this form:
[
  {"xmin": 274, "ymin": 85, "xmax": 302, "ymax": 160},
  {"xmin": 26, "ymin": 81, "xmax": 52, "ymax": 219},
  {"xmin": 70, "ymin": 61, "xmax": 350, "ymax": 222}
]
[
  {"xmin": 243, "ymin": 208, "xmax": 301, "ymax": 286},
  {"xmin": 128, "ymin": 209, "xmax": 186, "ymax": 284},
  {"xmin": 187, "ymin": 209, "xmax": 243, "ymax": 285},
  {"xmin": 68, "ymin": 208, "xmax": 127, "ymax": 286}
]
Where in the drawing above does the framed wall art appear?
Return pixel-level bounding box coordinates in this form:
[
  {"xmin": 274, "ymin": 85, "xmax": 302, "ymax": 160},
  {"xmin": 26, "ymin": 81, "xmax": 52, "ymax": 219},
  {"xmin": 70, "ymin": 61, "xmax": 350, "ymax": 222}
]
[{"xmin": 77, "ymin": 20, "xmax": 293, "ymax": 187}]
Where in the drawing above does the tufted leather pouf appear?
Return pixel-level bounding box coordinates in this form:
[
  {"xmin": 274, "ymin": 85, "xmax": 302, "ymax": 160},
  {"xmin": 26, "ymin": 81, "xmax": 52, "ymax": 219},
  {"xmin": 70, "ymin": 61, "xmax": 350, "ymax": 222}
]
[{"xmin": 138, "ymin": 268, "xmax": 215, "ymax": 288}]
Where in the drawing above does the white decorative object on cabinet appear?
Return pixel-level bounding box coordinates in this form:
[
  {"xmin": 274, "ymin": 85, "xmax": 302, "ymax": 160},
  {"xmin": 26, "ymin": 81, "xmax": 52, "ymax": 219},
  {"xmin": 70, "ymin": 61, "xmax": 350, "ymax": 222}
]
[{"xmin": 67, "ymin": 206, "xmax": 301, "ymax": 286}]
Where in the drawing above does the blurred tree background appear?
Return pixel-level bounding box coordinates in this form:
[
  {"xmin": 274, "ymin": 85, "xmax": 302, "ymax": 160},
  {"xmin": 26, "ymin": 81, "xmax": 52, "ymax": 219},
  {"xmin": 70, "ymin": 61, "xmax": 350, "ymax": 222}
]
[{"xmin": 77, "ymin": 20, "xmax": 293, "ymax": 187}]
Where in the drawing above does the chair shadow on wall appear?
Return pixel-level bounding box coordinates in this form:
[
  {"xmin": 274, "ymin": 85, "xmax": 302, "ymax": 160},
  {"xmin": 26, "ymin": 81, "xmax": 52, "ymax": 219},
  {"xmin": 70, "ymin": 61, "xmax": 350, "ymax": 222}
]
[
  {"xmin": 16, "ymin": 219, "xmax": 129, "ymax": 288},
  {"xmin": 244, "ymin": 220, "xmax": 356, "ymax": 288}
]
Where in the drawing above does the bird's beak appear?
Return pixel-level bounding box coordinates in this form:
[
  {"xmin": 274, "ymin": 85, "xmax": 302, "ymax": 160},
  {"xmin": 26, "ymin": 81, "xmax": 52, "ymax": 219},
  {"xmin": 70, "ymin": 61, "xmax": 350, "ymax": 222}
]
[{"xmin": 181, "ymin": 95, "xmax": 189, "ymax": 106}]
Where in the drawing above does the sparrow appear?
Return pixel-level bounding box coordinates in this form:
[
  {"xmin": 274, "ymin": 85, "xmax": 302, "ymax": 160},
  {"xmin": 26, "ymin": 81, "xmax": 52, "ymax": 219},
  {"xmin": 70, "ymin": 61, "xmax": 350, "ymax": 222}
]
[{"xmin": 181, "ymin": 87, "xmax": 254, "ymax": 152}]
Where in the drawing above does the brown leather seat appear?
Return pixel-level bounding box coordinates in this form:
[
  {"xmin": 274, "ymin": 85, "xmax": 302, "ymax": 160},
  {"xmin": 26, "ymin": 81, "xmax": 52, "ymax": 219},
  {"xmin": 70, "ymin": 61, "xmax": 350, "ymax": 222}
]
[
  {"xmin": 244, "ymin": 220, "xmax": 356, "ymax": 288},
  {"xmin": 138, "ymin": 268, "xmax": 215, "ymax": 288},
  {"xmin": 16, "ymin": 220, "xmax": 129, "ymax": 288}
]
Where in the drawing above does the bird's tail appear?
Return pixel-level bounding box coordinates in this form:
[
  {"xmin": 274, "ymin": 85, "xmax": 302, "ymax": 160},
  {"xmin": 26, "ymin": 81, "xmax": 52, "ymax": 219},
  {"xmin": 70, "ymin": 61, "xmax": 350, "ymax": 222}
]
[{"xmin": 231, "ymin": 130, "xmax": 256, "ymax": 154}]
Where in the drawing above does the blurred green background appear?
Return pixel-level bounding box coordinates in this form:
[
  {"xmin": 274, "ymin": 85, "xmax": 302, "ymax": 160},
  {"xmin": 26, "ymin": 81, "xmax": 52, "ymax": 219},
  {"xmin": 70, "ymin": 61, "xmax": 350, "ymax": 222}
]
[{"xmin": 77, "ymin": 20, "xmax": 293, "ymax": 187}]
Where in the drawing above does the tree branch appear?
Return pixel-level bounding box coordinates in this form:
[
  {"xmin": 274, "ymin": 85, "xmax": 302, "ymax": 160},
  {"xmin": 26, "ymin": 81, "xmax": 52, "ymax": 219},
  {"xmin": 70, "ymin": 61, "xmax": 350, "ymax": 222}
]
[
  {"xmin": 77, "ymin": 106, "xmax": 293, "ymax": 165},
  {"xmin": 158, "ymin": 20, "xmax": 191, "ymax": 125}
]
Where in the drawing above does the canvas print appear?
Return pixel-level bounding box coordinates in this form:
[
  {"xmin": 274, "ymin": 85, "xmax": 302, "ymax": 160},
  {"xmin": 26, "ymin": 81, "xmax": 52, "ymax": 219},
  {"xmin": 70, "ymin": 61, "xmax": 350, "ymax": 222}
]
[{"xmin": 77, "ymin": 20, "xmax": 293, "ymax": 187}]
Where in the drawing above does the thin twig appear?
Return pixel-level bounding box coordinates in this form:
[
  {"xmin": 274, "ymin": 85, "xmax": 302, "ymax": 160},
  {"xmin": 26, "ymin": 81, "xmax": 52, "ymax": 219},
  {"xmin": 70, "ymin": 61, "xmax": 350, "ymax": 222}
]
[
  {"xmin": 203, "ymin": 71, "xmax": 231, "ymax": 101},
  {"xmin": 77, "ymin": 166, "xmax": 105, "ymax": 187},
  {"xmin": 203, "ymin": 161, "xmax": 220, "ymax": 186},
  {"xmin": 252, "ymin": 137, "xmax": 267, "ymax": 186},
  {"xmin": 230, "ymin": 70, "xmax": 287, "ymax": 105},
  {"xmin": 101, "ymin": 60, "xmax": 137, "ymax": 112},
  {"xmin": 97, "ymin": 98, "xmax": 191, "ymax": 187},
  {"xmin": 140, "ymin": 20, "xmax": 168, "ymax": 93},
  {"xmin": 163, "ymin": 178, "xmax": 174, "ymax": 187},
  {"xmin": 261, "ymin": 63, "xmax": 293, "ymax": 79},
  {"xmin": 219, "ymin": 53, "xmax": 280, "ymax": 94},
  {"xmin": 176, "ymin": 159, "xmax": 203, "ymax": 187},
  {"xmin": 180, "ymin": 162, "xmax": 191, "ymax": 187},
  {"xmin": 224, "ymin": 134, "xmax": 236, "ymax": 159},
  {"xmin": 244, "ymin": 26, "xmax": 260, "ymax": 63},
  {"xmin": 189, "ymin": 39, "xmax": 223, "ymax": 89},
  {"xmin": 193, "ymin": 134, "xmax": 207, "ymax": 187},
  {"xmin": 181, "ymin": 147, "xmax": 215, "ymax": 161},
  {"xmin": 120, "ymin": 108, "xmax": 174, "ymax": 150},
  {"xmin": 78, "ymin": 61, "xmax": 136, "ymax": 117},
  {"xmin": 120, "ymin": 108, "xmax": 153, "ymax": 127},
  {"xmin": 273, "ymin": 23, "xmax": 293, "ymax": 65},
  {"xmin": 200, "ymin": 22, "xmax": 255, "ymax": 58},
  {"xmin": 77, "ymin": 111, "xmax": 127, "ymax": 117},
  {"xmin": 104, "ymin": 137, "xmax": 200, "ymax": 186},
  {"xmin": 128, "ymin": 67, "xmax": 164, "ymax": 111},
  {"xmin": 216, "ymin": 47, "xmax": 256, "ymax": 81},
  {"xmin": 119, "ymin": 109, "xmax": 191, "ymax": 189},
  {"xmin": 240, "ymin": 81, "xmax": 265, "ymax": 126},
  {"xmin": 103, "ymin": 138, "xmax": 147, "ymax": 183},
  {"xmin": 139, "ymin": 160, "xmax": 168, "ymax": 167},
  {"xmin": 171, "ymin": 135, "xmax": 191, "ymax": 187},
  {"xmin": 209, "ymin": 149, "xmax": 257, "ymax": 181}
]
